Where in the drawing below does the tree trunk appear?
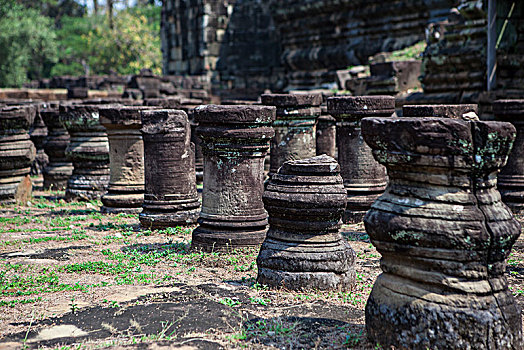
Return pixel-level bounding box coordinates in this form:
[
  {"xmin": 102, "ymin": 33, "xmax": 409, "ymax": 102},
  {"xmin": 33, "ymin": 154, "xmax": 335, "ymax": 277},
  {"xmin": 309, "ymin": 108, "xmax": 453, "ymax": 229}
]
[
  {"xmin": 107, "ymin": 0, "xmax": 113, "ymax": 29},
  {"xmin": 93, "ymin": 0, "xmax": 98, "ymax": 14}
]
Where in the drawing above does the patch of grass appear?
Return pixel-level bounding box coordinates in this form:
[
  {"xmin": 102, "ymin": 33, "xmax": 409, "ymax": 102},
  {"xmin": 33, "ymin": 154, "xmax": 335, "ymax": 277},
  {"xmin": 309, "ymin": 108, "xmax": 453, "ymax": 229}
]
[
  {"xmin": 386, "ymin": 41, "xmax": 426, "ymax": 61},
  {"xmin": 218, "ymin": 297, "xmax": 241, "ymax": 308},
  {"xmin": 343, "ymin": 330, "xmax": 363, "ymax": 346},
  {"xmin": 249, "ymin": 297, "xmax": 269, "ymax": 306},
  {"xmin": 0, "ymin": 233, "xmax": 88, "ymax": 247},
  {"xmin": 244, "ymin": 318, "xmax": 298, "ymax": 338},
  {"xmin": 0, "ymin": 297, "xmax": 43, "ymax": 308},
  {"xmin": 0, "ymin": 269, "xmax": 108, "ymax": 296},
  {"xmin": 60, "ymin": 261, "xmax": 132, "ymax": 275}
]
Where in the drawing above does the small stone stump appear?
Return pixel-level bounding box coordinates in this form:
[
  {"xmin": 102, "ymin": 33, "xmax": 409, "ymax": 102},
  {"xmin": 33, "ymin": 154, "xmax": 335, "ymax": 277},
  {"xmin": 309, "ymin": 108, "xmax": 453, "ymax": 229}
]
[
  {"xmin": 99, "ymin": 106, "xmax": 153, "ymax": 213},
  {"xmin": 315, "ymin": 106, "xmax": 336, "ymax": 158},
  {"xmin": 261, "ymin": 93, "xmax": 322, "ymax": 177},
  {"xmin": 139, "ymin": 109, "xmax": 200, "ymax": 229},
  {"xmin": 0, "ymin": 105, "xmax": 36, "ymax": 202},
  {"xmin": 257, "ymin": 155, "xmax": 356, "ymax": 291},
  {"xmin": 327, "ymin": 96, "xmax": 394, "ymax": 223},
  {"xmin": 494, "ymin": 100, "xmax": 524, "ymax": 213},
  {"xmin": 192, "ymin": 105, "xmax": 275, "ymax": 252},
  {"xmin": 41, "ymin": 103, "xmax": 73, "ymax": 190},
  {"xmin": 361, "ymin": 114, "xmax": 522, "ymax": 349},
  {"xmin": 59, "ymin": 104, "xmax": 110, "ymax": 200}
]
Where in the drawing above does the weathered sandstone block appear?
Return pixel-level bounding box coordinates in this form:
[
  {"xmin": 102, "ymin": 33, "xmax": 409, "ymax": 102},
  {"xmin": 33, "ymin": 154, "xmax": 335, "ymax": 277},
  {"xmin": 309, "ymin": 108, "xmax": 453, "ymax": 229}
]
[
  {"xmin": 327, "ymin": 96, "xmax": 394, "ymax": 223},
  {"xmin": 99, "ymin": 106, "xmax": 153, "ymax": 213},
  {"xmin": 494, "ymin": 100, "xmax": 524, "ymax": 213},
  {"xmin": 139, "ymin": 109, "xmax": 200, "ymax": 228},
  {"xmin": 361, "ymin": 113, "xmax": 522, "ymax": 349},
  {"xmin": 262, "ymin": 93, "xmax": 321, "ymax": 177},
  {"xmin": 0, "ymin": 105, "xmax": 36, "ymax": 201},
  {"xmin": 316, "ymin": 106, "xmax": 336, "ymax": 158},
  {"xmin": 59, "ymin": 104, "xmax": 110, "ymax": 200},
  {"xmin": 41, "ymin": 103, "xmax": 73, "ymax": 190},
  {"xmin": 192, "ymin": 105, "xmax": 275, "ymax": 251},
  {"xmin": 257, "ymin": 155, "xmax": 355, "ymax": 291}
]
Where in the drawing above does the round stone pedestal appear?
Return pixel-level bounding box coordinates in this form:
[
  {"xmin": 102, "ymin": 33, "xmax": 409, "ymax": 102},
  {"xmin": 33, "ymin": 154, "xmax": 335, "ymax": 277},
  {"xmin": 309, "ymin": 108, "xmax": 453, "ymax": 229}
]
[
  {"xmin": 41, "ymin": 103, "xmax": 73, "ymax": 190},
  {"xmin": 257, "ymin": 155, "xmax": 356, "ymax": 291},
  {"xmin": 192, "ymin": 105, "xmax": 275, "ymax": 252},
  {"xmin": 494, "ymin": 100, "xmax": 524, "ymax": 213},
  {"xmin": 99, "ymin": 106, "xmax": 153, "ymax": 214},
  {"xmin": 361, "ymin": 114, "xmax": 522, "ymax": 349},
  {"xmin": 262, "ymin": 94, "xmax": 322, "ymax": 178},
  {"xmin": 59, "ymin": 104, "xmax": 110, "ymax": 201},
  {"xmin": 139, "ymin": 109, "xmax": 200, "ymax": 229},
  {"xmin": 0, "ymin": 105, "xmax": 36, "ymax": 202},
  {"xmin": 316, "ymin": 108, "xmax": 336, "ymax": 158},
  {"xmin": 327, "ymin": 96, "xmax": 394, "ymax": 223}
]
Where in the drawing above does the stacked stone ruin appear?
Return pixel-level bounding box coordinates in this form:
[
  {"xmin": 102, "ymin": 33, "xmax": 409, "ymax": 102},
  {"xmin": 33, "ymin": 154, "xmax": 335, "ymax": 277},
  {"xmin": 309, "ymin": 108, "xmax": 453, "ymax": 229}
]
[
  {"xmin": 262, "ymin": 93, "xmax": 322, "ymax": 178},
  {"xmin": 59, "ymin": 104, "xmax": 110, "ymax": 200},
  {"xmin": 192, "ymin": 105, "xmax": 275, "ymax": 252},
  {"xmin": 362, "ymin": 104, "xmax": 522, "ymax": 349},
  {"xmin": 0, "ymin": 105, "xmax": 36, "ymax": 202},
  {"xmin": 327, "ymin": 96, "xmax": 395, "ymax": 222},
  {"xmin": 257, "ymin": 155, "xmax": 356, "ymax": 291},
  {"xmin": 99, "ymin": 106, "xmax": 154, "ymax": 214},
  {"xmin": 41, "ymin": 102, "xmax": 73, "ymax": 190},
  {"xmin": 139, "ymin": 109, "xmax": 200, "ymax": 229},
  {"xmin": 494, "ymin": 100, "xmax": 524, "ymax": 213}
]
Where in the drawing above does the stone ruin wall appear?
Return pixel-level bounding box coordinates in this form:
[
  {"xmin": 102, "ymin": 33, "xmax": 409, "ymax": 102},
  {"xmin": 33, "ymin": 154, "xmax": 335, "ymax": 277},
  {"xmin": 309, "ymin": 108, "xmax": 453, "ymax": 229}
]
[
  {"xmin": 160, "ymin": 0, "xmax": 281, "ymax": 99},
  {"xmin": 272, "ymin": 0, "xmax": 458, "ymax": 90},
  {"xmin": 421, "ymin": 0, "xmax": 524, "ymax": 116},
  {"xmin": 161, "ymin": 0, "xmax": 459, "ymax": 97}
]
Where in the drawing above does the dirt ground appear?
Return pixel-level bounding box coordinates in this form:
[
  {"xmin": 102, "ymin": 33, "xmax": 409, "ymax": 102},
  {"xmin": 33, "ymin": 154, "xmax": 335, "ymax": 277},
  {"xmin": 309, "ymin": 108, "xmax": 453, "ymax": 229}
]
[{"xmin": 0, "ymin": 189, "xmax": 522, "ymax": 350}]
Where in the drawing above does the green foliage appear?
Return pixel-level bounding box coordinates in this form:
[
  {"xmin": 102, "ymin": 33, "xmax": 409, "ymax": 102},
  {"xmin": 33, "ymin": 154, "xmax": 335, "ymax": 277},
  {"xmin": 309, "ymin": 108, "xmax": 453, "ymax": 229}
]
[
  {"xmin": 0, "ymin": 1, "xmax": 58, "ymax": 86},
  {"xmin": 52, "ymin": 6, "xmax": 162, "ymax": 77},
  {"xmin": 0, "ymin": 2, "xmax": 162, "ymax": 87}
]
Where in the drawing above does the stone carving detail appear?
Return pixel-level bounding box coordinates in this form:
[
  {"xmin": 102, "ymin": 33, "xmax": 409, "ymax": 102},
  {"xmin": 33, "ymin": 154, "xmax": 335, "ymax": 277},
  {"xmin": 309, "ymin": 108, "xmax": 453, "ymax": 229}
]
[
  {"xmin": 361, "ymin": 112, "xmax": 522, "ymax": 349},
  {"xmin": 139, "ymin": 109, "xmax": 200, "ymax": 229},
  {"xmin": 192, "ymin": 105, "xmax": 275, "ymax": 251},
  {"xmin": 0, "ymin": 105, "xmax": 36, "ymax": 201},
  {"xmin": 99, "ymin": 106, "xmax": 152, "ymax": 214},
  {"xmin": 327, "ymin": 96, "xmax": 394, "ymax": 223},
  {"xmin": 41, "ymin": 103, "xmax": 73, "ymax": 190},
  {"xmin": 257, "ymin": 155, "xmax": 356, "ymax": 291},
  {"xmin": 494, "ymin": 100, "xmax": 524, "ymax": 213},
  {"xmin": 262, "ymin": 93, "xmax": 322, "ymax": 178},
  {"xmin": 59, "ymin": 104, "xmax": 110, "ymax": 200}
]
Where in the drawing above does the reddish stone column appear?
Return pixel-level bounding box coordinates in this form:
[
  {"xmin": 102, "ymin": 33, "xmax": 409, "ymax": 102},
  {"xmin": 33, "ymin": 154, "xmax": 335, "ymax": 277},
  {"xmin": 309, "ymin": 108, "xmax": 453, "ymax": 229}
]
[
  {"xmin": 257, "ymin": 155, "xmax": 355, "ymax": 291},
  {"xmin": 262, "ymin": 94, "xmax": 322, "ymax": 177},
  {"xmin": 139, "ymin": 109, "xmax": 200, "ymax": 229},
  {"xmin": 362, "ymin": 111, "xmax": 522, "ymax": 349},
  {"xmin": 41, "ymin": 103, "xmax": 73, "ymax": 190},
  {"xmin": 59, "ymin": 104, "xmax": 110, "ymax": 200},
  {"xmin": 192, "ymin": 105, "xmax": 275, "ymax": 252},
  {"xmin": 99, "ymin": 106, "xmax": 154, "ymax": 213},
  {"xmin": 494, "ymin": 100, "xmax": 524, "ymax": 213},
  {"xmin": 327, "ymin": 96, "xmax": 394, "ymax": 223},
  {"xmin": 0, "ymin": 105, "xmax": 35, "ymax": 202}
]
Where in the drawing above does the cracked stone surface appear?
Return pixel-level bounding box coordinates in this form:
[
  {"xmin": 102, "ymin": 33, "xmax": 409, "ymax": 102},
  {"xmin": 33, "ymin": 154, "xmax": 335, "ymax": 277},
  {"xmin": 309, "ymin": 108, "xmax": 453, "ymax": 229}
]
[{"xmin": 361, "ymin": 110, "xmax": 523, "ymax": 349}]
